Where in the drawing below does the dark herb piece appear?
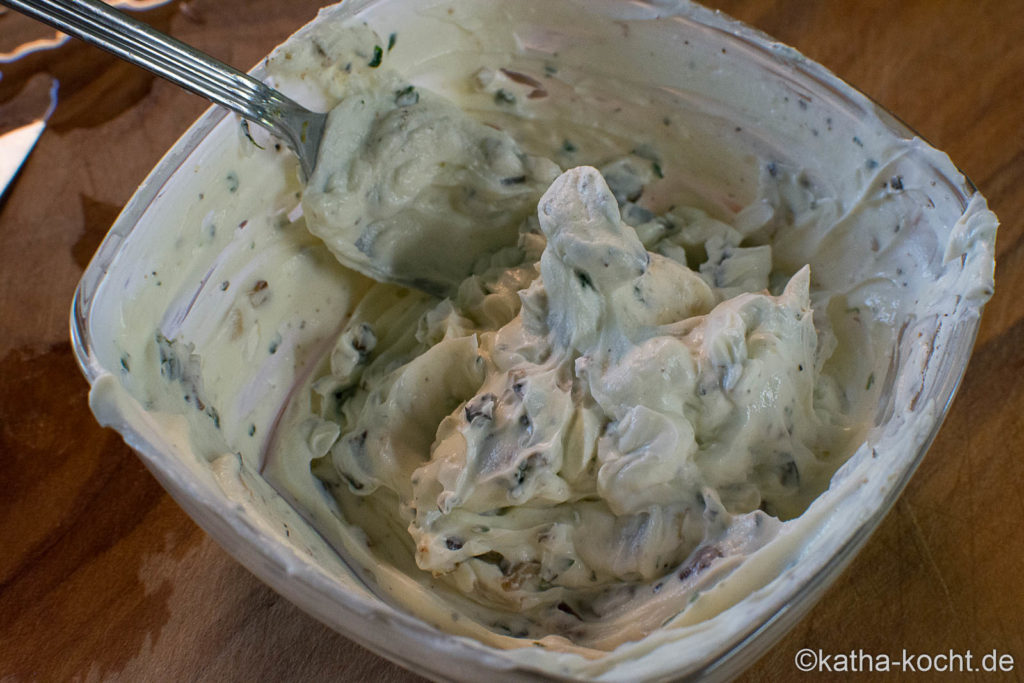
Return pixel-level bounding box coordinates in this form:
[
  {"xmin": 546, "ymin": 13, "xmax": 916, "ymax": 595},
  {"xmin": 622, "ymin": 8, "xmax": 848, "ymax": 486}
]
[
  {"xmin": 395, "ymin": 84, "xmax": 419, "ymax": 107},
  {"xmin": 513, "ymin": 452, "xmax": 543, "ymax": 487},
  {"xmin": 633, "ymin": 283, "xmax": 646, "ymax": 303},
  {"xmin": 678, "ymin": 545, "xmax": 723, "ymax": 581},
  {"xmin": 248, "ymin": 279, "xmax": 270, "ymax": 307},
  {"xmin": 652, "ymin": 161, "xmax": 664, "ymax": 179},
  {"xmin": 239, "ymin": 120, "xmax": 264, "ymax": 150},
  {"xmin": 561, "ymin": 139, "xmax": 577, "ymax": 153},
  {"xmin": 156, "ymin": 334, "xmax": 181, "ymax": 381},
  {"xmin": 890, "ymin": 175, "xmax": 904, "ymax": 191},
  {"xmin": 387, "ymin": 32, "xmax": 397, "ymax": 51},
  {"xmin": 494, "ymin": 89, "xmax": 516, "ymax": 106},
  {"xmin": 575, "ymin": 270, "xmax": 594, "ymax": 289},
  {"xmin": 445, "ymin": 537, "xmax": 464, "ymax": 551},
  {"xmin": 368, "ymin": 45, "xmax": 383, "ymax": 67},
  {"xmin": 500, "ymin": 175, "xmax": 527, "ymax": 186},
  {"xmin": 350, "ymin": 322, "xmax": 377, "ymax": 359}
]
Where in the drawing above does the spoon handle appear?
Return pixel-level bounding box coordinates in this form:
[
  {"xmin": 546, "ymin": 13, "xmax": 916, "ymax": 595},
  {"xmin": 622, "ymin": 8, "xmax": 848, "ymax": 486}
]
[{"xmin": 1, "ymin": 0, "xmax": 323, "ymax": 176}]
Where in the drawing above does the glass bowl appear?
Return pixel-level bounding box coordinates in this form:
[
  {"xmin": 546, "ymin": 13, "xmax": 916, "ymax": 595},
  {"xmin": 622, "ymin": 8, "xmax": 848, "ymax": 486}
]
[{"xmin": 71, "ymin": 0, "xmax": 996, "ymax": 680}]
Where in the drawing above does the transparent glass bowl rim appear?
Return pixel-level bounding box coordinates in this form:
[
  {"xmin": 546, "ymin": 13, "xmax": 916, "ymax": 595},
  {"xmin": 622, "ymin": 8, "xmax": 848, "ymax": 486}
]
[{"xmin": 68, "ymin": 1, "xmax": 985, "ymax": 680}]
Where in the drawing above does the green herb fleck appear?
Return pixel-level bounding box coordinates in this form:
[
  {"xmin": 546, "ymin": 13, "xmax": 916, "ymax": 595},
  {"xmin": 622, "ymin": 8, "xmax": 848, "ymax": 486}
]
[
  {"xmin": 239, "ymin": 120, "xmax": 264, "ymax": 150},
  {"xmin": 494, "ymin": 89, "xmax": 516, "ymax": 106},
  {"xmin": 652, "ymin": 161, "xmax": 664, "ymax": 179},
  {"xmin": 368, "ymin": 45, "xmax": 383, "ymax": 67},
  {"xmin": 561, "ymin": 139, "xmax": 577, "ymax": 153},
  {"xmin": 226, "ymin": 171, "xmax": 239, "ymax": 193},
  {"xmin": 387, "ymin": 32, "xmax": 397, "ymax": 51},
  {"xmin": 866, "ymin": 373, "xmax": 875, "ymax": 390},
  {"xmin": 395, "ymin": 84, "xmax": 419, "ymax": 107}
]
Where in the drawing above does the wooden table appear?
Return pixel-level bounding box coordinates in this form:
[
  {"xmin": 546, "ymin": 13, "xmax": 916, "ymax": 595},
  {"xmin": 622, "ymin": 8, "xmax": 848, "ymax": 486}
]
[{"xmin": 1, "ymin": 1, "xmax": 1021, "ymax": 680}]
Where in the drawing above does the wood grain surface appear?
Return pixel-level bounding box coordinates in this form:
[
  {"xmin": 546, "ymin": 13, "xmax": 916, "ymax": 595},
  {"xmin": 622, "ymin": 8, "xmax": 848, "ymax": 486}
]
[{"xmin": 1, "ymin": 1, "xmax": 1021, "ymax": 680}]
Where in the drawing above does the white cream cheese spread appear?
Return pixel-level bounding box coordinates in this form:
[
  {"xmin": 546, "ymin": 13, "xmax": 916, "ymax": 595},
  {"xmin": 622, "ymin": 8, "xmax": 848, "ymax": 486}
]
[
  {"xmin": 257, "ymin": 23, "xmax": 865, "ymax": 648},
  {"xmin": 301, "ymin": 162, "xmax": 858, "ymax": 647},
  {"xmin": 83, "ymin": 2, "xmax": 997, "ymax": 677}
]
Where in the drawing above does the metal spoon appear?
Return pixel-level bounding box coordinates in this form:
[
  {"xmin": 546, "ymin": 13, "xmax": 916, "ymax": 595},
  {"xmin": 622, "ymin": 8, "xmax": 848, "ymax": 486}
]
[{"xmin": 1, "ymin": 0, "xmax": 326, "ymax": 178}]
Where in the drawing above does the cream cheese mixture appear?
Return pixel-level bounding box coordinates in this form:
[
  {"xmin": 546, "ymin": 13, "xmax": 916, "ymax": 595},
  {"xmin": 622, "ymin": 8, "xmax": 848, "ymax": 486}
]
[
  {"xmin": 85, "ymin": 3, "xmax": 997, "ymax": 677},
  {"xmin": 264, "ymin": 23, "xmax": 861, "ymax": 648}
]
